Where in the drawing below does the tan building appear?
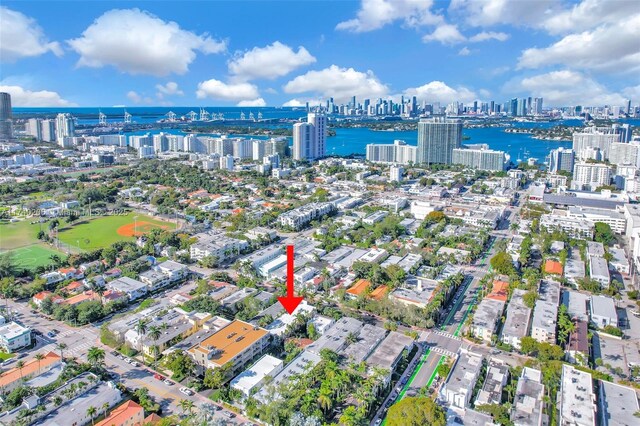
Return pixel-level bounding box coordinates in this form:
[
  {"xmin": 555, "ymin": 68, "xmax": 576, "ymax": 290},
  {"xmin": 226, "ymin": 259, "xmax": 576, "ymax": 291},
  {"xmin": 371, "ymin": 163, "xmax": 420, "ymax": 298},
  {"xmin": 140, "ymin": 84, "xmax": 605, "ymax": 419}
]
[
  {"xmin": 0, "ymin": 352, "xmax": 61, "ymax": 393},
  {"xmin": 188, "ymin": 320, "xmax": 269, "ymax": 377}
]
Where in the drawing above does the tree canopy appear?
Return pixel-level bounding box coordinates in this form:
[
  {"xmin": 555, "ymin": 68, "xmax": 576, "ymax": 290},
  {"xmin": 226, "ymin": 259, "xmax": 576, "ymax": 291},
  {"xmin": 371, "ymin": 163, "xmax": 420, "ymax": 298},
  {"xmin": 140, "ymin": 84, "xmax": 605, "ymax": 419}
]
[{"xmin": 386, "ymin": 397, "xmax": 446, "ymax": 426}]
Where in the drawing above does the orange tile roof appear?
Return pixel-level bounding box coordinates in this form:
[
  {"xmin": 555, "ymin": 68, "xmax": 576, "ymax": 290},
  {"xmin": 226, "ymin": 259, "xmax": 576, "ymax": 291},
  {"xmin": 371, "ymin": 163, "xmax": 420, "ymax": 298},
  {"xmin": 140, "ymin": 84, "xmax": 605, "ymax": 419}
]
[
  {"xmin": 487, "ymin": 280, "xmax": 509, "ymax": 302},
  {"xmin": 0, "ymin": 352, "xmax": 60, "ymax": 388},
  {"xmin": 95, "ymin": 400, "xmax": 144, "ymax": 426},
  {"xmin": 544, "ymin": 260, "xmax": 564, "ymax": 275},
  {"xmin": 63, "ymin": 281, "xmax": 84, "ymax": 292},
  {"xmin": 346, "ymin": 279, "xmax": 371, "ymax": 297},
  {"xmin": 370, "ymin": 285, "xmax": 389, "ymax": 300},
  {"xmin": 64, "ymin": 290, "xmax": 100, "ymax": 306},
  {"xmin": 188, "ymin": 320, "xmax": 268, "ymax": 368},
  {"xmin": 143, "ymin": 413, "xmax": 162, "ymax": 425},
  {"xmin": 33, "ymin": 291, "xmax": 52, "ymax": 301}
]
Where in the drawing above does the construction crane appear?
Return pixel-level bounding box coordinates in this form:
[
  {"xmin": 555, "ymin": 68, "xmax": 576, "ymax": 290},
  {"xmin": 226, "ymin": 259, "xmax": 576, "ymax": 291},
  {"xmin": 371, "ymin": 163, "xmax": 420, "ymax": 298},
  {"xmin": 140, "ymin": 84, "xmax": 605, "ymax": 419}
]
[
  {"xmin": 187, "ymin": 111, "xmax": 198, "ymax": 121},
  {"xmin": 166, "ymin": 111, "xmax": 176, "ymax": 121},
  {"xmin": 199, "ymin": 108, "xmax": 210, "ymax": 121},
  {"xmin": 124, "ymin": 110, "xmax": 132, "ymax": 123},
  {"xmin": 98, "ymin": 111, "xmax": 107, "ymax": 126}
]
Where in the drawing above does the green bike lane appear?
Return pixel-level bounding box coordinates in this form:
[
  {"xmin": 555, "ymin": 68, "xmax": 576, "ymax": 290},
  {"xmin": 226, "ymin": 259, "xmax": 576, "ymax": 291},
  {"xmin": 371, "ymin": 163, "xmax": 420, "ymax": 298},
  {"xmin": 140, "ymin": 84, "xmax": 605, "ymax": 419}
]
[{"xmin": 381, "ymin": 237, "xmax": 498, "ymax": 424}]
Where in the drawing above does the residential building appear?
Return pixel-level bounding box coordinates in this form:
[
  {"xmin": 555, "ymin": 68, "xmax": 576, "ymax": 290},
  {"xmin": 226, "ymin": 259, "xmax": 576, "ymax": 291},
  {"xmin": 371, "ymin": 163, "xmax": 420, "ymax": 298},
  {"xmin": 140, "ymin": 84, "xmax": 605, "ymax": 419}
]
[
  {"xmin": 188, "ymin": 320, "xmax": 270, "ymax": 377},
  {"xmin": 95, "ymin": 400, "xmax": 145, "ymax": 426},
  {"xmin": 565, "ymin": 259, "xmax": 586, "ymax": 286},
  {"xmin": 277, "ymin": 202, "xmax": 335, "ymax": 230},
  {"xmin": 511, "ymin": 367, "xmax": 545, "ymax": 426},
  {"xmin": 389, "ymin": 165, "xmax": 403, "ymax": 182},
  {"xmin": 0, "ymin": 322, "xmax": 31, "ymax": 352},
  {"xmin": 189, "ymin": 231, "xmax": 249, "ymax": 262},
  {"xmin": 562, "ymin": 290, "xmax": 589, "ymax": 322},
  {"xmin": 558, "ymin": 365, "xmax": 596, "ymax": 426},
  {"xmin": 501, "ymin": 289, "xmax": 532, "ymax": 350},
  {"xmin": 441, "ymin": 349, "xmax": 484, "ymax": 410},
  {"xmin": 410, "ymin": 200, "xmax": 440, "ymax": 220},
  {"xmin": 540, "ymin": 212, "xmax": 594, "ymax": 239},
  {"xmin": 55, "ymin": 113, "xmax": 75, "ymax": 143},
  {"xmin": 475, "ymin": 360, "xmax": 509, "ymax": 406},
  {"xmin": 255, "ymin": 350, "xmax": 321, "ymax": 403},
  {"xmin": 572, "ymin": 127, "xmax": 619, "ymax": 161},
  {"xmin": 106, "ymin": 277, "xmax": 148, "ymax": 301},
  {"xmin": 471, "ymin": 298, "xmax": 505, "ymax": 343},
  {"xmin": 530, "ymin": 280, "xmax": 560, "ymax": 343},
  {"xmin": 365, "ymin": 331, "xmax": 414, "ymax": 383},
  {"xmin": 567, "ymin": 206, "xmax": 626, "ymax": 234},
  {"xmin": 590, "ymin": 295, "xmax": 618, "ymax": 328},
  {"xmin": 452, "ymin": 146, "xmax": 505, "ymax": 171},
  {"xmin": 608, "ymin": 247, "xmax": 630, "ymax": 274},
  {"xmin": 610, "ymin": 142, "xmax": 640, "ymax": 167},
  {"xmin": 566, "ymin": 319, "xmax": 589, "ymax": 365},
  {"xmin": 365, "ymin": 140, "xmax": 417, "ymax": 165},
  {"xmin": 572, "ymin": 163, "xmax": 612, "ymax": 191},
  {"xmin": 589, "ymin": 256, "xmax": 610, "ymax": 287},
  {"xmin": 231, "ymin": 355, "xmax": 284, "ymax": 397},
  {"xmin": 0, "ymin": 92, "xmax": 13, "ymax": 142},
  {"xmin": 597, "ymin": 380, "xmax": 639, "ymax": 426},
  {"xmin": 417, "ymin": 117, "xmax": 462, "ymax": 165},
  {"xmin": 548, "ymin": 147, "xmax": 575, "ymax": 173},
  {"xmin": 0, "ymin": 352, "xmax": 61, "ymax": 393},
  {"xmin": 292, "ymin": 112, "xmax": 326, "ymax": 160}
]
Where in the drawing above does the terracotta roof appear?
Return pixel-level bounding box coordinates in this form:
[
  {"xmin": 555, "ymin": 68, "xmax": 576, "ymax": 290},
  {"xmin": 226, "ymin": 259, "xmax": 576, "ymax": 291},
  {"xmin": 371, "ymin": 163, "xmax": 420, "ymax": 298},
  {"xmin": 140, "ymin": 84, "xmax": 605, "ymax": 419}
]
[
  {"xmin": 544, "ymin": 260, "xmax": 564, "ymax": 275},
  {"xmin": 346, "ymin": 279, "xmax": 371, "ymax": 297},
  {"xmin": 64, "ymin": 290, "xmax": 100, "ymax": 306},
  {"xmin": 95, "ymin": 400, "xmax": 144, "ymax": 426},
  {"xmin": 33, "ymin": 291, "xmax": 52, "ymax": 301},
  {"xmin": 370, "ymin": 285, "xmax": 389, "ymax": 300},
  {"xmin": 143, "ymin": 413, "xmax": 162, "ymax": 425},
  {"xmin": 0, "ymin": 352, "xmax": 60, "ymax": 388},
  {"xmin": 487, "ymin": 280, "xmax": 509, "ymax": 302},
  {"xmin": 63, "ymin": 281, "xmax": 84, "ymax": 292},
  {"xmin": 188, "ymin": 320, "xmax": 267, "ymax": 368}
]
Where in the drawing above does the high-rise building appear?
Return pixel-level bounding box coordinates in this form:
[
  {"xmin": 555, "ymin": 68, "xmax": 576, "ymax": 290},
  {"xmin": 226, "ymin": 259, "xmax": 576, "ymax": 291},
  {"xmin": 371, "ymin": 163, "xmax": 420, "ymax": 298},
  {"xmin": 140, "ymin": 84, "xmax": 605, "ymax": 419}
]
[
  {"xmin": 610, "ymin": 142, "xmax": 640, "ymax": 167},
  {"xmin": 451, "ymin": 147, "xmax": 505, "ymax": 171},
  {"xmin": 548, "ymin": 147, "xmax": 575, "ymax": 173},
  {"xmin": 516, "ymin": 98, "xmax": 528, "ymax": 116},
  {"xmin": 26, "ymin": 118, "xmax": 42, "ymax": 141},
  {"xmin": 41, "ymin": 119, "xmax": 56, "ymax": 142},
  {"xmin": 572, "ymin": 127, "xmax": 620, "ymax": 160},
  {"xmin": 252, "ymin": 139, "xmax": 266, "ymax": 161},
  {"xmin": 389, "ymin": 165, "xmax": 403, "ymax": 182},
  {"xmin": 366, "ymin": 140, "xmax": 417, "ymax": 165},
  {"xmin": 232, "ymin": 138, "xmax": 252, "ymax": 159},
  {"xmin": 153, "ymin": 133, "xmax": 169, "ymax": 153},
  {"xmin": 0, "ymin": 93, "xmax": 14, "ymax": 142},
  {"xmin": 220, "ymin": 154, "xmax": 234, "ymax": 170},
  {"xmin": 572, "ymin": 162, "xmax": 612, "ymax": 190},
  {"xmin": 532, "ymin": 97, "xmax": 543, "ymax": 115},
  {"xmin": 612, "ymin": 123, "xmax": 632, "ymax": 143},
  {"xmin": 55, "ymin": 113, "xmax": 75, "ymax": 142},
  {"xmin": 416, "ymin": 117, "xmax": 462, "ymax": 165},
  {"xmin": 292, "ymin": 112, "xmax": 326, "ymax": 161}
]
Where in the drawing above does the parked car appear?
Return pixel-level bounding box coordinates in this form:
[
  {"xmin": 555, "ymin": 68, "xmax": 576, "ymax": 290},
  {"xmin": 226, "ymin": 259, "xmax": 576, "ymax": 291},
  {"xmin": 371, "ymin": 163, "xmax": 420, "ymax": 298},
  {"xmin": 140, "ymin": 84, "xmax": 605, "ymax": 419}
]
[
  {"xmin": 154, "ymin": 373, "xmax": 165, "ymax": 381},
  {"xmin": 179, "ymin": 387, "xmax": 194, "ymax": 396},
  {"xmin": 163, "ymin": 379, "xmax": 173, "ymax": 386},
  {"xmin": 221, "ymin": 412, "xmax": 235, "ymax": 419}
]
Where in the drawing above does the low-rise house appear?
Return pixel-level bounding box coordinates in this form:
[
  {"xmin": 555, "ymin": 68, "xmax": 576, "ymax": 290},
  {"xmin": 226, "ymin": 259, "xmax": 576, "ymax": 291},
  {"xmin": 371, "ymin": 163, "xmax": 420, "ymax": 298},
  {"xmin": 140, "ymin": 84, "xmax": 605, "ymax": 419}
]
[
  {"xmin": 590, "ymin": 295, "xmax": 618, "ymax": 328},
  {"xmin": 32, "ymin": 291, "xmax": 64, "ymax": 308},
  {"xmin": 475, "ymin": 360, "xmax": 509, "ymax": 406},
  {"xmin": 265, "ymin": 301, "xmax": 315, "ymax": 337},
  {"xmin": 500, "ymin": 289, "xmax": 531, "ymax": 350},
  {"xmin": 365, "ymin": 331, "xmax": 414, "ymax": 384},
  {"xmin": 441, "ymin": 350, "xmax": 484, "ymax": 410},
  {"xmin": 566, "ymin": 320, "xmax": 589, "ymax": 365},
  {"xmin": 0, "ymin": 322, "xmax": 31, "ymax": 352},
  {"xmin": 101, "ymin": 290, "xmax": 128, "ymax": 305},
  {"xmin": 562, "ymin": 290, "xmax": 590, "ymax": 322},
  {"xmin": 106, "ymin": 277, "xmax": 148, "ymax": 301},
  {"xmin": 597, "ymin": 380, "xmax": 639, "ymax": 426},
  {"xmin": 530, "ymin": 280, "xmax": 560, "ymax": 343},
  {"xmin": 558, "ymin": 365, "xmax": 596, "ymax": 426},
  {"xmin": 589, "ymin": 256, "xmax": 610, "ymax": 288},
  {"xmin": 95, "ymin": 400, "xmax": 145, "ymax": 426},
  {"xmin": 61, "ymin": 281, "xmax": 85, "ymax": 295},
  {"xmin": 346, "ymin": 279, "xmax": 371, "ymax": 299},
  {"xmin": 390, "ymin": 277, "xmax": 437, "ymax": 308},
  {"xmin": 187, "ymin": 320, "xmax": 270, "ymax": 378},
  {"xmin": 230, "ymin": 355, "xmax": 284, "ymax": 397},
  {"xmin": 607, "ymin": 247, "xmax": 630, "ymax": 274},
  {"xmin": 255, "ymin": 350, "xmax": 321, "ymax": 403},
  {"xmin": 471, "ymin": 298, "xmax": 505, "ymax": 343},
  {"xmin": 511, "ymin": 367, "xmax": 544, "ymax": 426},
  {"xmin": 544, "ymin": 260, "xmax": 563, "ymax": 276},
  {"xmin": 0, "ymin": 352, "xmax": 61, "ymax": 393},
  {"xmin": 565, "ymin": 259, "xmax": 586, "ymax": 286}
]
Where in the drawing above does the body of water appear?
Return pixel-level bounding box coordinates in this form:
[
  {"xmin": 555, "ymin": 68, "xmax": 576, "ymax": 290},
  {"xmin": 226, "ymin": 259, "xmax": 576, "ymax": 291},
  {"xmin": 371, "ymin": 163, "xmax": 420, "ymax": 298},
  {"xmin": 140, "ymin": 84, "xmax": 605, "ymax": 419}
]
[{"xmin": 14, "ymin": 107, "xmax": 640, "ymax": 163}]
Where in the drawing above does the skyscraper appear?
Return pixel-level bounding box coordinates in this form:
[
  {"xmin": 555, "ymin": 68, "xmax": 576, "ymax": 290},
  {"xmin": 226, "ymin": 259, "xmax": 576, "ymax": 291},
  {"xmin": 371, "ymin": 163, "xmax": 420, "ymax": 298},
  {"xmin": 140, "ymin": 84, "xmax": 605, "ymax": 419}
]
[
  {"xmin": 0, "ymin": 92, "xmax": 14, "ymax": 142},
  {"xmin": 548, "ymin": 147, "xmax": 575, "ymax": 173},
  {"xmin": 55, "ymin": 113, "xmax": 75, "ymax": 141},
  {"xmin": 293, "ymin": 112, "xmax": 326, "ymax": 161},
  {"xmin": 416, "ymin": 117, "xmax": 462, "ymax": 165}
]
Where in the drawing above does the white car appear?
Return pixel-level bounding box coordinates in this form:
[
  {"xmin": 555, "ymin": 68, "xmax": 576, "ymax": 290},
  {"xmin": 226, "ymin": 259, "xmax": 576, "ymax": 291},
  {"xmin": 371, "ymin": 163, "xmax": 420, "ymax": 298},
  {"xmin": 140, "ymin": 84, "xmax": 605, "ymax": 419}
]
[
  {"xmin": 164, "ymin": 379, "xmax": 173, "ymax": 386},
  {"xmin": 179, "ymin": 387, "xmax": 194, "ymax": 396}
]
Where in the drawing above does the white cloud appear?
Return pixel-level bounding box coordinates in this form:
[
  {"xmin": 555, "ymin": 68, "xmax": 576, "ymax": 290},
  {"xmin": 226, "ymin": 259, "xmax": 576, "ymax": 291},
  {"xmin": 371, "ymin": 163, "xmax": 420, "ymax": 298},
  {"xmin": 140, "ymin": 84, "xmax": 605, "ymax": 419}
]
[
  {"xmin": 518, "ymin": 14, "xmax": 640, "ymax": 73},
  {"xmin": 0, "ymin": 7, "xmax": 62, "ymax": 62},
  {"xmin": 403, "ymin": 81, "xmax": 477, "ymax": 103},
  {"xmin": 506, "ymin": 70, "xmax": 625, "ymax": 106},
  {"xmin": 336, "ymin": 0, "xmax": 442, "ymax": 32},
  {"xmin": 283, "ymin": 65, "xmax": 388, "ymax": 103},
  {"xmin": 237, "ymin": 98, "xmax": 266, "ymax": 107},
  {"xmin": 283, "ymin": 99, "xmax": 307, "ymax": 107},
  {"xmin": 155, "ymin": 82, "xmax": 184, "ymax": 98},
  {"xmin": 468, "ymin": 31, "xmax": 509, "ymax": 42},
  {"xmin": 422, "ymin": 24, "xmax": 466, "ymax": 44},
  {"xmin": 0, "ymin": 85, "xmax": 75, "ymax": 106},
  {"xmin": 542, "ymin": 0, "xmax": 640, "ymax": 34},
  {"xmin": 449, "ymin": 0, "xmax": 559, "ymax": 28},
  {"xmin": 67, "ymin": 8, "xmax": 226, "ymax": 76},
  {"xmin": 622, "ymin": 84, "xmax": 640, "ymax": 102},
  {"xmin": 458, "ymin": 47, "xmax": 471, "ymax": 56},
  {"xmin": 228, "ymin": 42, "xmax": 316, "ymax": 80},
  {"xmin": 196, "ymin": 79, "xmax": 261, "ymax": 102},
  {"xmin": 126, "ymin": 91, "xmax": 142, "ymax": 104}
]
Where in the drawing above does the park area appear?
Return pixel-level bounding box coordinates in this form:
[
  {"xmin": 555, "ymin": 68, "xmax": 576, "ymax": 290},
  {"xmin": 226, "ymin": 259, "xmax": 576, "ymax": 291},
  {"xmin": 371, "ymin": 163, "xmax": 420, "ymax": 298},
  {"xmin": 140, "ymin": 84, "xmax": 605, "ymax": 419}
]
[
  {"xmin": 0, "ymin": 212, "xmax": 176, "ymax": 269},
  {"xmin": 56, "ymin": 212, "xmax": 176, "ymax": 251}
]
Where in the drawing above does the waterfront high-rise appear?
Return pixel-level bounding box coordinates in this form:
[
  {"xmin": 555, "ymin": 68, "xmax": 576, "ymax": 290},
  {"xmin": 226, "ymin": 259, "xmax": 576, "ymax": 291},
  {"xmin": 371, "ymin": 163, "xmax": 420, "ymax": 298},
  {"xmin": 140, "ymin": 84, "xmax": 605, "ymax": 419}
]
[
  {"xmin": 0, "ymin": 92, "xmax": 14, "ymax": 142},
  {"xmin": 548, "ymin": 147, "xmax": 575, "ymax": 173},
  {"xmin": 292, "ymin": 112, "xmax": 326, "ymax": 161},
  {"xmin": 572, "ymin": 127, "xmax": 620, "ymax": 160},
  {"xmin": 366, "ymin": 140, "xmax": 417, "ymax": 165},
  {"xmin": 416, "ymin": 117, "xmax": 462, "ymax": 165},
  {"xmin": 452, "ymin": 146, "xmax": 505, "ymax": 171},
  {"xmin": 572, "ymin": 163, "xmax": 612, "ymax": 190},
  {"xmin": 55, "ymin": 113, "xmax": 75, "ymax": 142}
]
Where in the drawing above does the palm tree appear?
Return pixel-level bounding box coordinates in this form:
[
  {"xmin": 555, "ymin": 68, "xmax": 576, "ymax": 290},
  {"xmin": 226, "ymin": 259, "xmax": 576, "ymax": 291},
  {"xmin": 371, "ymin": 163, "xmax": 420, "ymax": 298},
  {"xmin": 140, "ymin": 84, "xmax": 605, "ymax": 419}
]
[
  {"xmin": 16, "ymin": 360, "xmax": 25, "ymax": 380},
  {"xmin": 134, "ymin": 318, "xmax": 149, "ymax": 356},
  {"xmin": 34, "ymin": 353, "xmax": 45, "ymax": 374},
  {"xmin": 86, "ymin": 405, "xmax": 97, "ymax": 425},
  {"xmin": 147, "ymin": 325, "xmax": 162, "ymax": 368},
  {"xmin": 87, "ymin": 347, "xmax": 105, "ymax": 369},
  {"xmin": 56, "ymin": 343, "xmax": 67, "ymax": 362},
  {"xmin": 179, "ymin": 399, "xmax": 195, "ymax": 416}
]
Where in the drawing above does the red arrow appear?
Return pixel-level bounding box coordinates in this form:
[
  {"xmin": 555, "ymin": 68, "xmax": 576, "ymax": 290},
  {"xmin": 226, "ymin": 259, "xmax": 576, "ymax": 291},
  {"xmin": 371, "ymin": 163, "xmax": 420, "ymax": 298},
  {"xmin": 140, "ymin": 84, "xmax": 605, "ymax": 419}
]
[{"xmin": 277, "ymin": 245, "xmax": 303, "ymax": 314}]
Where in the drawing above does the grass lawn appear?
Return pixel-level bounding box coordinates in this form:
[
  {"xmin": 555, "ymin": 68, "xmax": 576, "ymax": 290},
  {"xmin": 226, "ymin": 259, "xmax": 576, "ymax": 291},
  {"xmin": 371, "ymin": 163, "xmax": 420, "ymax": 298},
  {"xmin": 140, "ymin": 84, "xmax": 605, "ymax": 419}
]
[
  {"xmin": 0, "ymin": 352, "xmax": 13, "ymax": 361},
  {"xmin": 0, "ymin": 219, "xmax": 46, "ymax": 250},
  {"xmin": 11, "ymin": 244, "xmax": 67, "ymax": 270},
  {"xmin": 57, "ymin": 212, "xmax": 176, "ymax": 251}
]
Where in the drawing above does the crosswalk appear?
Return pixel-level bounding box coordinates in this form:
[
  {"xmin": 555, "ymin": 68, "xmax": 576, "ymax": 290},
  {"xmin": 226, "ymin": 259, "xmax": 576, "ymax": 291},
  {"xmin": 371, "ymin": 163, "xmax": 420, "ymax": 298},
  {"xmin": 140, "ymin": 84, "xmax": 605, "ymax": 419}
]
[
  {"xmin": 430, "ymin": 346, "xmax": 457, "ymax": 357},
  {"xmin": 36, "ymin": 339, "xmax": 93, "ymax": 360},
  {"xmin": 433, "ymin": 330, "xmax": 462, "ymax": 341}
]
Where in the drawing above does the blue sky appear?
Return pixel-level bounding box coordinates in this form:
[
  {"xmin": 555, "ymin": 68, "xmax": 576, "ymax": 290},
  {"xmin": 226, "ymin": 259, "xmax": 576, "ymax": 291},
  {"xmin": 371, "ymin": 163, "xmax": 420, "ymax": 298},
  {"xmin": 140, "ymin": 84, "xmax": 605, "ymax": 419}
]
[{"xmin": 1, "ymin": 0, "xmax": 638, "ymax": 107}]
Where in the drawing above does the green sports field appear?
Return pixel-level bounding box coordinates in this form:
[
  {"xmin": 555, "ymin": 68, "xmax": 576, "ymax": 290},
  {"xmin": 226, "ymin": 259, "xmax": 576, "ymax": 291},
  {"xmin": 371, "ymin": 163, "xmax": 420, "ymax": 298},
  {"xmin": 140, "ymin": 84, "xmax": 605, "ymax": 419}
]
[
  {"xmin": 11, "ymin": 245, "xmax": 67, "ymax": 269},
  {"xmin": 0, "ymin": 219, "xmax": 68, "ymax": 270},
  {"xmin": 57, "ymin": 212, "xmax": 176, "ymax": 251}
]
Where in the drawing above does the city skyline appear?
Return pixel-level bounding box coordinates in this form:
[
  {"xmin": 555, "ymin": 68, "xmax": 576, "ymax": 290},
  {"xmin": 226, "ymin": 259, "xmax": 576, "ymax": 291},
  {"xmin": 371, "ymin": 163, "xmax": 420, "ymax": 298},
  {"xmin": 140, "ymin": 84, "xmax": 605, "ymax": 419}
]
[{"xmin": 1, "ymin": 0, "xmax": 638, "ymax": 108}]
